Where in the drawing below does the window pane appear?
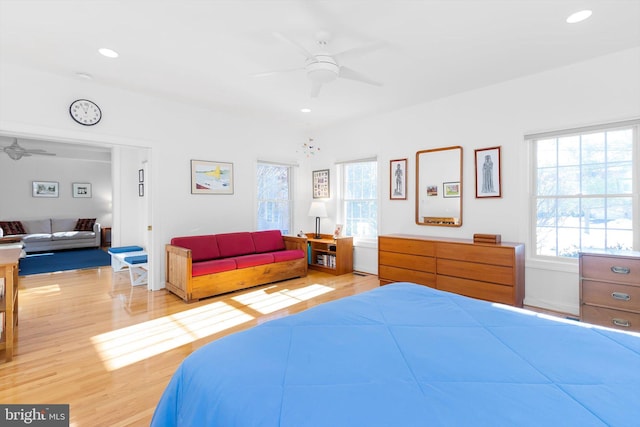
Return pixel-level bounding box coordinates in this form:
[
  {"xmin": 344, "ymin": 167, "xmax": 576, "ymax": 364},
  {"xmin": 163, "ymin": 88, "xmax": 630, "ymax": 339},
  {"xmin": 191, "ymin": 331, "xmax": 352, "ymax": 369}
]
[
  {"xmin": 256, "ymin": 164, "xmax": 291, "ymax": 234},
  {"xmin": 343, "ymin": 161, "xmax": 377, "ymax": 239},
  {"xmin": 533, "ymin": 124, "xmax": 637, "ymax": 258}
]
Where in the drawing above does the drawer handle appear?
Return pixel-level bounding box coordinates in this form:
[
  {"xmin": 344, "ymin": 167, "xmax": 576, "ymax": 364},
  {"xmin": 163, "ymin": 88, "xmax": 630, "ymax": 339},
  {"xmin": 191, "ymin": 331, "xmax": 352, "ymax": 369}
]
[
  {"xmin": 610, "ymin": 266, "xmax": 630, "ymax": 274},
  {"xmin": 611, "ymin": 292, "xmax": 631, "ymax": 301},
  {"xmin": 612, "ymin": 318, "xmax": 631, "ymax": 328}
]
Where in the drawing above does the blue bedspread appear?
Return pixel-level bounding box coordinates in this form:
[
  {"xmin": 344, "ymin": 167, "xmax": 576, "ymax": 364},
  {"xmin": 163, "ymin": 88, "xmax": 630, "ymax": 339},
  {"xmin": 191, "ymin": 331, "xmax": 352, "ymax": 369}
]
[{"xmin": 151, "ymin": 283, "xmax": 640, "ymax": 426}]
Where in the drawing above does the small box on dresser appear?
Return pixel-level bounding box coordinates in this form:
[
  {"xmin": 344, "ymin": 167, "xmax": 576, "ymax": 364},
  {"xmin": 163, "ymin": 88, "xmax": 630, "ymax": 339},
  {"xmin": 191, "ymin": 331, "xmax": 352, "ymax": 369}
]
[{"xmin": 579, "ymin": 251, "xmax": 640, "ymax": 332}]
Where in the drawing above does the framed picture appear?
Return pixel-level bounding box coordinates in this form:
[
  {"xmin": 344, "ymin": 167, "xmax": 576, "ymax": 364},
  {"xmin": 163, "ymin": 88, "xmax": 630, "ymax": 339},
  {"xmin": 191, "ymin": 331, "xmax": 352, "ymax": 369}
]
[
  {"xmin": 333, "ymin": 224, "xmax": 343, "ymax": 239},
  {"xmin": 32, "ymin": 181, "xmax": 59, "ymax": 198},
  {"xmin": 475, "ymin": 146, "xmax": 502, "ymax": 198},
  {"xmin": 390, "ymin": 158, "xmax": 407, "ymax": 200},
  {"xmin": 443, "ymin": 182, "xmax": 460, "ymax": 198},
  {"xmin": 312, "ymin": 169, "xmax": 330, "ymax": 199},
  {"xmin": 426, "ymin": 185, "xmax": 438, "ymax": 197},
  {"xmin": 139, "ymin": 183, "xmax": 144, "ymax": 197},
  {"xmin": 191, "ymin": 160, "xmax": 234, "ymax": 195},
  {"xmin": 138, "ymin": 169, "xmax": 144, "ymax": 183},
  {"xmin": 72, "ymin": 182, "xmax": 92, "ymax": 198}
]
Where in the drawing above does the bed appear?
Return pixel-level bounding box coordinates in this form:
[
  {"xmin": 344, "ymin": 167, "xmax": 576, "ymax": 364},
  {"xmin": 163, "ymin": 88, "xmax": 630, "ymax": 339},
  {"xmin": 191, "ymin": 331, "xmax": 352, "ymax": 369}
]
[{"xmin": 151, "ymin": 282, "xmax": 640, "ymax": 426}]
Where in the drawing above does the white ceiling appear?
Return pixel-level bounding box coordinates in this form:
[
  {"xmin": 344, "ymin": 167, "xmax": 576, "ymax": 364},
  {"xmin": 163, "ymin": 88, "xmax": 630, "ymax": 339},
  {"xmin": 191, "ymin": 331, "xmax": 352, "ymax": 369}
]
[{"xmin": 1, "ymin": 0, "xmax": 639, "ymax": 133}]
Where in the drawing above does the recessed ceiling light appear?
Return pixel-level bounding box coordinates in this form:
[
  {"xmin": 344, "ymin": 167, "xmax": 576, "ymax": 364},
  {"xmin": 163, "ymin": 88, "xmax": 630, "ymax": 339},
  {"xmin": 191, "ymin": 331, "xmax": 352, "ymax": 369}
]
[
  {"xmin": 566, "ymin": 10, "xmax": 592, "ymax": 24},
  {"xmin": 98, "ymin": 48, "xmax": 119, "ymax": 58},
  {"xmin": 300, "ymin": 108, "xmax": 312, "ymax": 113}
]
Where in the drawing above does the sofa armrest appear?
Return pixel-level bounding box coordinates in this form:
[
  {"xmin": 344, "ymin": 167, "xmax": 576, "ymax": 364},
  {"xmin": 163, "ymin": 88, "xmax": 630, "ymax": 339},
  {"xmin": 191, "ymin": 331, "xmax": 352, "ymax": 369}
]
[
  {"xmin": 165, "ymin": 244, "xmax": 193, "ymax": 300},
  {"xmin": 283, "ymin": 235, "xmax": 307, "ymax": 252}
]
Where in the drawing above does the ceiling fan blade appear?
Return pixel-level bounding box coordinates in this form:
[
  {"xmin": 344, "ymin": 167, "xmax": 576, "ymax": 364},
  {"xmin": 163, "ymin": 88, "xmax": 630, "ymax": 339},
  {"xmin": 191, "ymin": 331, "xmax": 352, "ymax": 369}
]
[
  {"xmin": 251, "ymin": 67, "xmax": 304, "ymax": 78},
  {"xmin": 28, "ymin": 151, "xmax": 56, "ymax": 156},
  {"xmin": 339, "ymin": 66, "xmax": 382, "ymax": 86},
  {"xmin": 273, "ymin": 32, "xmax": 316, "ymax": 62},
  {"xmin": 333, "ymin": 42, "xmax": 385, "ymax": 62},
  {"xmin": 310, "ymin": 81, "xmax": 322, "ymax": 98}
]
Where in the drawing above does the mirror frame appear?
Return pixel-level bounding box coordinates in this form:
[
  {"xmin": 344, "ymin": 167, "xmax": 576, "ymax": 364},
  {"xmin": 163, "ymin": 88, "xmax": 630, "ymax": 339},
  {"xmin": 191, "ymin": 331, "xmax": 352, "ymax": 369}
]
[{"xmin": 415, "ymin": 146, "xmax": 463, "ymax": 227}]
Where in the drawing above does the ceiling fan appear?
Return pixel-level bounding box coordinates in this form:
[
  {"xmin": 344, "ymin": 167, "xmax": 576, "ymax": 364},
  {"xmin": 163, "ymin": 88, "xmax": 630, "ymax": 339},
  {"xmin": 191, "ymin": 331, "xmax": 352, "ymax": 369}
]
[
  {"xmin": 255, "ymin": 31, "xmax": 383, "ymax": 98},
  {"xmin": 2, "ymin": 138, "xmax": 56, "ymax": 160}
]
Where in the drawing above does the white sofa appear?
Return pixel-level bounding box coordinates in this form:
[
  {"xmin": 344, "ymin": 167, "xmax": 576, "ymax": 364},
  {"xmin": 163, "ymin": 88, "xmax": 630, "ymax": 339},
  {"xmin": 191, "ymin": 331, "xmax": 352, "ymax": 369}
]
[{"xmin": 0, "ymin": 218, "xmax": 101, "ymax": 253}]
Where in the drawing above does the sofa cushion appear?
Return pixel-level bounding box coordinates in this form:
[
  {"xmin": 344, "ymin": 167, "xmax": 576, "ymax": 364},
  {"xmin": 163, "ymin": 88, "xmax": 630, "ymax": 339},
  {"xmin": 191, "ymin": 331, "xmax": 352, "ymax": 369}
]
[
  {"xmin": 52, "ymin": 218, "xmax": 78, "ymax": 233},
  {"xmin": 75, "ymin": 218, "xmax": 96, "ymax": 231},
  {"xmin": 192, "ymin": 258, "xmax": 237, "ymax": 276},
  {"xmin": 216, "ymin": 232, "xmax": 256, "ymax": 258},
  {"xmin": 22, "ymin": 233, "xmax": 53, "ymax": 243},
  {"xmin": 272, "ymin": 249, "xmax": 306, "ymax": 263},
  {"xmin": 251, "ymin": 230, "xmax": 285, "ymax": 253},
  {"xmin": 52, "ymin": 231, "xmax": 96, "ymax": 241},
  {"xmin": 171, "ymin": 235, "xmax": 220, "ymax": 262},
  {"xmin": 0, "ymin": 221, "xmax": 26, "ymax": 236},
  {"xmin": 233, "ymin": 253, "xmax": 275, "ymax": 269},
  {"xmin": 21, "ymin": 219, "xmax": 51, "ymax": 234}
]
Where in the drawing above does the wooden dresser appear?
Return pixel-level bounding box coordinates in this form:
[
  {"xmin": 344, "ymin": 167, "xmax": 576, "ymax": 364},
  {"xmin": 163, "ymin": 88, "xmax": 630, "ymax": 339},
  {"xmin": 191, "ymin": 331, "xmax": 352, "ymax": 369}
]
[
  {"xmin": 579, "ymin": 251, "xmax": 640, "ymax": 332},
  {"xmin": 379, "ymin": 234, "xmax": 525, "ymax": 306}
]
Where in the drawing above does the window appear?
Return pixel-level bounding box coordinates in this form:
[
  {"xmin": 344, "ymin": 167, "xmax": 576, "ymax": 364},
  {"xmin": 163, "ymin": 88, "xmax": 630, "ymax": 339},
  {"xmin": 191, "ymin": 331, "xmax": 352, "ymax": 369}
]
[
  {"xmin": 530, "ymin": 121, "xmax": 638, "ymax": 259},
  {"xmin": 256, "ymin": 162, "xmax": 292, "ymax": 234},
  {"xmin": 339, "ymin": 160, "xmax": 378, "ymax": 242}
]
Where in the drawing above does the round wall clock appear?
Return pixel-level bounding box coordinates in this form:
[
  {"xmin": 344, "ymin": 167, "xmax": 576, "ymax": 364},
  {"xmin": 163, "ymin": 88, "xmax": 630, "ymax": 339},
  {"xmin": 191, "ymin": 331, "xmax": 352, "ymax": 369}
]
[{"xmin": 69, "ymin": 99, "xmax": 102, "ymax": 126}]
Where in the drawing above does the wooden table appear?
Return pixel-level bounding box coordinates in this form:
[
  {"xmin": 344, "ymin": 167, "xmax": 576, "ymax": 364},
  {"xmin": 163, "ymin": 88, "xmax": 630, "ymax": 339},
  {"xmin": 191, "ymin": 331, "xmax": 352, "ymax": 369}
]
[{"xmin": 0, "ymin": 247, "xmax": 21, "ymax": 362}]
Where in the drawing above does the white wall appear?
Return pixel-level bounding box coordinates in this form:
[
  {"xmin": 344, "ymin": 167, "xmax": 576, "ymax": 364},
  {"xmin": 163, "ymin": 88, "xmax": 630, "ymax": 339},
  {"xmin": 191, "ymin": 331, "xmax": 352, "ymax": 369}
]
[
  {"xmin": 309, "ymin": 47, "xmax": 640, "ymax": 314},
  {"xmin": 0, "ymin": 154, "xmax": 112, "ymax": 225}
]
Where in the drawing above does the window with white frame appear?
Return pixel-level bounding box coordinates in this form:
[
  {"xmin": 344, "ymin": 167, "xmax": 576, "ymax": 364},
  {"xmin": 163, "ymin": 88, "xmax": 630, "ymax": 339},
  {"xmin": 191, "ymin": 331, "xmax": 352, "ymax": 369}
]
[
  {"xmin": 256, "ymin": 162, "xmax": 292, "ymax": 234},
  {"xmin": 338, "ymin": 159, "xmax": 378, "ymax": 242},
  {"xmin": 529, "ymin": 121, "xmax": 638, "ymax": 259}
]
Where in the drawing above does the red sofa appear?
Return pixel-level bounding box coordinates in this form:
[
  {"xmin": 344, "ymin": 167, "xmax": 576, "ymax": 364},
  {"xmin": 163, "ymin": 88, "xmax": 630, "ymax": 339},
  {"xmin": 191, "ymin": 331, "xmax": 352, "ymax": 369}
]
[{"xmin": 165, "ymin": 230, "xmax": 307, "ymax": 302}]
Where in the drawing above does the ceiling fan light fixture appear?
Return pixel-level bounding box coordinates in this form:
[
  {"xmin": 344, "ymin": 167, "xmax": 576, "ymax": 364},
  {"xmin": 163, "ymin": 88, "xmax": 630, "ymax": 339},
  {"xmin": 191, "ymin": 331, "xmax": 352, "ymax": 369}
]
[{"xmin": 306, "ymin": 55, "xmax": 339, "ymax": 83}]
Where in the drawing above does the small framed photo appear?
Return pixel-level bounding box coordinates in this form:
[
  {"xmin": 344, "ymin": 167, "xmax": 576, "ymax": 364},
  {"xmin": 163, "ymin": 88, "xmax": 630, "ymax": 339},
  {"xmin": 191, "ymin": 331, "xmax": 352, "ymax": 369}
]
[
  {"xmin": 72, "ymin": 182, "xmax": 92, "ymax": 198},
  {"xmin": 312, "ymin": 169, "xmax": 330, "ymax": 199},
  {"xmin": 443, "ymin": 182, "xmax": 460, "ymax": 198},
  {"xmin": 191, "ymin": 160, "xmax": 234, "ymax": 195},
  {"xmin": 32, "ymin": 181, "xmax": 59, "ymax": 198},
  {"xmin": 426, "ymin": 185, "xmax": 438, "ymax": 197},
  {"xmin": 333, "ymin": 224, "xmax": 343, "ymax": 239},
  {"xmin": 390, "ymin": 158, "xmax": 407, "ymax": 200},
  {"xmin": 475, "ymin": 146, "xmax": 502, "ymax": 198},
  {"xmin": 138, "ymin": 169, "xmax": 144, "ymax": 183}
]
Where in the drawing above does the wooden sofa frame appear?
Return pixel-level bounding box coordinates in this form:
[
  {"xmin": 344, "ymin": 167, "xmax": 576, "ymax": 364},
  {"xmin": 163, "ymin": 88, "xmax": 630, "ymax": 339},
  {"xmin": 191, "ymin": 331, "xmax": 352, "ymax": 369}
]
[{"xmin": 165, "ymin": 235, "xmax": 308, "ymax": 302}]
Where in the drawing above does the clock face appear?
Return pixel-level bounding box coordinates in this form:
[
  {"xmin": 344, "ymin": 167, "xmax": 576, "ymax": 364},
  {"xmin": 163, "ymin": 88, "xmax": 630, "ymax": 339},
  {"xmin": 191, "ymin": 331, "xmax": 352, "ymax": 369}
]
[{"xmin": 69, "ymin": 99, "xmax": 102, "ymax": 126}]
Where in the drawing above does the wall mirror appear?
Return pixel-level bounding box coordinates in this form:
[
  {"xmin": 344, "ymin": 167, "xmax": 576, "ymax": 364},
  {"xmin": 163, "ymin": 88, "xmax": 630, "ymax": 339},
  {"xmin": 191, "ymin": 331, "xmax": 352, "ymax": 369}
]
[{"xmin": 416, "ymin": 146, "xmax": 463, "ymax": 226}]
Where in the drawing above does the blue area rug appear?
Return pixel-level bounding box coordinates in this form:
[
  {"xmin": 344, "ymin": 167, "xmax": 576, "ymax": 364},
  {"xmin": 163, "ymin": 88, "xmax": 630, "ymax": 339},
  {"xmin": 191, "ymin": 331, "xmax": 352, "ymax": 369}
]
[{"xmin": 19, "ymin": 248, "xmax": 111, "ymax": 276}]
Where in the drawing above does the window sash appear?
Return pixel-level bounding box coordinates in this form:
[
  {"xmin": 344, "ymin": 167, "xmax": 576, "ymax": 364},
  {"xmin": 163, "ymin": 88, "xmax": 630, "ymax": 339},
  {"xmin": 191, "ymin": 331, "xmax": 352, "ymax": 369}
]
[{"xmin": 530, "ymin": 123, "xmax": 638, "ymax": 259}]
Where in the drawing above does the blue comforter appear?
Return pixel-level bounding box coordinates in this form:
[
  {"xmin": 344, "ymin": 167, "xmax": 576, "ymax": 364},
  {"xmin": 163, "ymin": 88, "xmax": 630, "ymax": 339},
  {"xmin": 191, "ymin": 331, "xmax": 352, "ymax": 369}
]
[{"xmin": 152, "ymin": 283, "xmax": 640, "ymax": 426}]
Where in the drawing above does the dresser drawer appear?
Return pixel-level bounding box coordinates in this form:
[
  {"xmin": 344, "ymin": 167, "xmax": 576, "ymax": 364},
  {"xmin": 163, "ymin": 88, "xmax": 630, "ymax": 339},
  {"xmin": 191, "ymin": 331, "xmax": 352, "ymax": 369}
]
[
  {"xmin": 379, "ymin": 251, "xmax": 435, "ymax": 273},
  {"xmin": 580, "ymin": 254, "xmax": 640, "ymax": 285},
  {"xmin": 379, "ymin": 237, "xmax": 436, "ymax": 257},
  {"xmin": 437, "ymin": 259, "xmax": 514, "ymax": 286},
  {"xmin": 437, "ymin": 275, "xmax": 515, "ymax": 306},
  {"xmin": 437, "ymin": 242, "xmax": 515, "ymax": 267},
  {"xmin": 379, "ymin": 265, "xmax": 436, "ymax": 288},
  {"xmin": 581, "ymin": 305, "xmax": 640, "ymax": 332},
  {"xmin": 581, "ymin": 280, "xmax": 640, "ymax": 312}
]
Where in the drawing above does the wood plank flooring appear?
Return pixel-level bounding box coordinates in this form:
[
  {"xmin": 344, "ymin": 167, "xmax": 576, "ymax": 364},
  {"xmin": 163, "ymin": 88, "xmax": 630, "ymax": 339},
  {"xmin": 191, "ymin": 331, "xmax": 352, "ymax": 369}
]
[{"xmin": 0, "ymin": 266, "xmax": 379, "ymax": 426}]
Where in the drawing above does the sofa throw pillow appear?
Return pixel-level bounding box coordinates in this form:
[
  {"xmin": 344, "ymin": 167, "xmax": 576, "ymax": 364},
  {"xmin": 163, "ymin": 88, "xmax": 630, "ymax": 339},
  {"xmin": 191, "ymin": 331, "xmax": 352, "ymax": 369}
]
[
  {"xmin": 74, "ymin": 218, "xmax": 96, "ymax": 231},
  {"xmin": 0, "ymin": 221, "xmax": 26, "ymax": 236}
]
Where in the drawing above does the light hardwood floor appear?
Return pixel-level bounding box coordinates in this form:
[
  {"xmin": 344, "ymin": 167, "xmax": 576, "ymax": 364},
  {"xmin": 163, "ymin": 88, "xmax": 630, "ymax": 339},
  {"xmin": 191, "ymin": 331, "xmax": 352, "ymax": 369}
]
[{"xmin": 0, "ymin": 266, "xmax": 379, "ymax": 426}]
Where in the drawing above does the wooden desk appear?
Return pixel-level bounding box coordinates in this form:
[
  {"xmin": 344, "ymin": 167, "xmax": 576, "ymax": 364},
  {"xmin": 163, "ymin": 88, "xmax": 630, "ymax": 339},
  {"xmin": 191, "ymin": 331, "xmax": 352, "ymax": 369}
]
[{"xmin": 0, "ymin": 247, "xmax": 21, "ymax": 362}]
